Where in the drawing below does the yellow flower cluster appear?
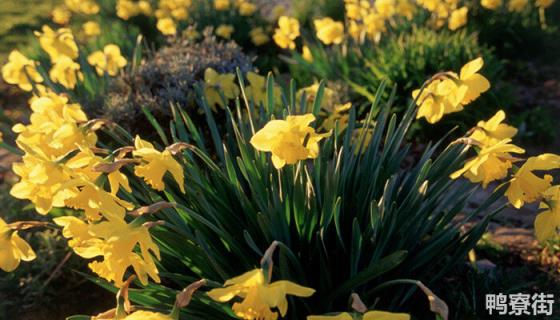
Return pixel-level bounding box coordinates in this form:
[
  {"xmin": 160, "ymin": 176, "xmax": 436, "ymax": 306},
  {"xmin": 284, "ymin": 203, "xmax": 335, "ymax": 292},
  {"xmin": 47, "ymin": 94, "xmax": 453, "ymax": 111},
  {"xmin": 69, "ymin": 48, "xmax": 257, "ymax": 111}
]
[
  {"xmin": 453, "ymin": 119, "xmax": 560, "ymax": 241},
  {"xmin": 214, "ymin": 0, "xmax": 258, "ymax": 16},
  {"xmin": 154, "ymin": 0, "xmax": 192, "ymax": 35},
  {"xmin": 216, "ymin": 24, "xmax": 235, "ymax": 39},
  {"xmin": 52, "ymin": 6, "xmax": 72, "ymax": 25},
  {"xmin": 344, "ymin": 0, "xmax": 415, "ymax": 43},
  {"xmin": 273, "ymin": 16, "xmax": 300, "ymax": 49},
  {"xmin": 411, "ymin": 57, "xmax": 560, "ymax": 242},
  {"xmin": 87, "ymin": 44, "xmax": 128, "ymax": 76},
  {"xmin": 1, "ymin": 50, "xmax": 44, "ymax": 91},
  {"xmin": 416, "ymin": 0, "xmax": 469, "ymax": 30},
  {"xmin": 250, "ymin": 27, "xmax": 270, "ymax": 46},
  {"xmin": 203, "ymin": 68, "xmax": 240, "ymax": 110},
  {"xmin": 314, "ymin": 17, "xmax": 345, "ymax": 45},
  {"xmin": 244, "ymin": 72, "xmax": 282, "ymax": 107},
  {"xmin": 82, "ymin": 21, "xmax": 101, "ymax": 37},
  {"xmin": 116, "ymin": 0, "xmax": 153, "ymax": 20},
  {"xmin": 412, "ymin": 57, "xmax": 490, "ymax": 124},
  {"xmin": 50, "ymin": 0, "xmax": 99, "ymax": 25},
  {"xmin": 7, "ymin": 82, "xmax": 185, "ymax": 285},
  {"xmin": 2, "ymin": 25, "xmax": 127, "ymax": 92},
  {"xmin": 65, "ymin": 0, "xmax": 100, "ymax": 15}
]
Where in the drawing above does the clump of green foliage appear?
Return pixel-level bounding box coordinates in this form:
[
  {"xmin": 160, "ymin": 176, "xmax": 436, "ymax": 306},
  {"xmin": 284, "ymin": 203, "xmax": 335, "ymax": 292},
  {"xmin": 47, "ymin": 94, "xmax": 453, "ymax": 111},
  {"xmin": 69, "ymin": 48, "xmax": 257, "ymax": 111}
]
[{"xmin": 91, "ymin": 77, "xmax": 504, "ymax": 318}]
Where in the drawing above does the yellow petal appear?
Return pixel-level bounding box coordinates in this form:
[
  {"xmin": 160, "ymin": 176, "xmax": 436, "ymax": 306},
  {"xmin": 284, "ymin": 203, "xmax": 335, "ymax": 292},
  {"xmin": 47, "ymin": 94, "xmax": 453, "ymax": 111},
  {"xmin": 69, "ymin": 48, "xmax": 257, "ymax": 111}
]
[{"xmin": 460, "ymin": 57, "xmax": 484, "ymax": 80}]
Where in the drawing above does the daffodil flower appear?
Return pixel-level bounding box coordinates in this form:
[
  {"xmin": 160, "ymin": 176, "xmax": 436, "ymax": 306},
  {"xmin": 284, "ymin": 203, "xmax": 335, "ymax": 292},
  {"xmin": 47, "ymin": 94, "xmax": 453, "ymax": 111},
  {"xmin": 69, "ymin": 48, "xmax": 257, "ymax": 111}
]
[
  {"xmin": 133, "ymin": 136, "xmax": 185, "ymax": 193},
  {"xmin": 470, "ymin": 110, "xmax": 518, "ymax": 146},
  {"xmin": 208, "ymin": 268, "xmax": 315, "ymax": 320},
  {"xmin": 250, "ymin": 114, "xmax": 331, "ymax": 169},
  {"xmin": 506, "ymin": 153, "xmax": 560, "ymax": 208},
  {"xmin": 34, "ymin": 25, "xmax": 79, "ymax": 62},
  {"xmin": 534, "ymin": 185, "xmax": 560, "ymax": 241},
  {"xmin": 1, "ymin": 50, "xmax": 44, "ymax": 91},
  {"xmin": 273, "ymin": 16, "xmax": 300, "ymax": 49},
  {"xmin": 49, "ymin": 56, "xmax": 83, "ymax": 89},
  {"xmin": 203, "ymin": 68, "xmax": 239, "ymax": 110},
  {"xmin": 451, "ymin": 139, "xmax": 525, "ymax": 188},
  {"xmin": 314, "ymin": 17, "xmax": 345, "ymax": 45},
  {"xmin": 87, "ymin": 44, "xmax": 128, "ymax": 76},
  {"xmin": 0, "ymin": 218, "xmax": 36, "ymax": 272}
]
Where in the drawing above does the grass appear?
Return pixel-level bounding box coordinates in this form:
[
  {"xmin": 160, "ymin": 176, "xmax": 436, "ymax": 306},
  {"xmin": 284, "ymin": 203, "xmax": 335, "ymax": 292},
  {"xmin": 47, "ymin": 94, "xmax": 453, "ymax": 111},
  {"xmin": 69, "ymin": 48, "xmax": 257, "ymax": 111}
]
[{"xmin": 0, "ymin": 0, "xmax": 60, "ymax": 62}]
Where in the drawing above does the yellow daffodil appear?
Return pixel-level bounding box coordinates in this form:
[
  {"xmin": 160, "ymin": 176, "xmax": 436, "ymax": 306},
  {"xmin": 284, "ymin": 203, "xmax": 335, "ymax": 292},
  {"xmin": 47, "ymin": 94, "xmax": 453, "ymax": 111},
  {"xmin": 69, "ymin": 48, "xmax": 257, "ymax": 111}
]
[
  {"xmin": 534, "ymin": 186, "xmax": 560, "ymax": 241},
  {"xmin": 308, "ymin": 310, "xmax": 410, "ymax": 320},
  {"xmin": 397, "ymin": 0, "xmax": 416, "ymax": 20},
  {"xmin": 363, "ymin": 12, "xmax": 387, "ymax": 42},
  {"xmin": 2, "ymin": 50, "xmax": 44, "ymax": 91},
  {"xmin": 250, "ymin": 114, "xmax": 330, "ymax": 168},
  {"xmin": 448, "ymin": 7, "xmax": 468, "ymax": 30},
  {"xmin": 133, "ymin": 136, "xmax": 185, "ymax": 193},
  {"xmin": 481, "ymin": 0, "xmax": 502, "ymax": 9},
  {"xmin": 208, "ymin": 268, "xmax": 315, "ymax": 320},
  {"xmin": 321, "ymin": 103, "xmax": 352, "ymax": 131},
  {"xmin": 508, "ymin": 0, "xmax": 528, "ymax": 11},
  {"xmin": 314, "ymin": 17, "xmax": 345, "ymax": 45},
  {"xmin": 52, "ymin": 6, "xmax": 72, "ymax": 25},
  {"xmin": 454, "ymin": 57, "xmax": 491, "ymax": 105},
  {"xmin": 250, "ymin": 27, "xmax": 269, "ymax": 46},
  {"xmin": 470, "ymin": 110, "xmax": 518, "ymax": 146},
  {"xmin": 216, "ymin": 24, "xmax": 234, "ymax": 39},
  {"xmin": 297, "ymin": 83, "xmax": 338, "ymax": 110},
  {"xmin": 273, "ymin": 16, "xmax": 300, "ymax": 49},
  {"xmin": 10, "ymin": 155, "xmax": 73, "ymax": 214},
  {"xmin": 239, "ymin": 1, "xmax": 257, "ymax": 15},
  {"xmin": 13, "ymin": 94, "xmax": 93, "ymax": 159},
  {"xmin": 83, "ymin": 21, "xmax": 101, "ymax": 37},
  {"xmin": 117, "ymin": 0, "xmax": 142, "ymax": 19},
  {"xmin": 302, "ymin": 45, "xmax": 313, "ymax": 62},
  {"xmin": 54, "ymin": 216, "xmax": 99, "ymax": 256},
  {"xmin": 413, "ymin": 78, "xmax": 462, "ymax": 124},
  {"xmin": 56, "ymin": 214, "xmax": 161, "ymax": 286},
  {"xmin": 244, "ymin": 72, "xmax": 281, "ymax": 106},
  {"xmin": 137, "ymin": 0, "xmax": 153, "ymax": 15},
  {"xmin": 64, "ymin": 182, "xmax": 133, "ymax": 221},
  {"xmin": 49, "ymin": 56, "xmax": 83, "ymax": 89},
  {"xmin": 155, "ymin": 0, "xmax": 189, "ymax": 20},
  {"xmin": 87, "ymin": 44, "xmax": 128, "ymax": 76},
  {"xmin": 450, "ymin": 139, "xmax": 525, "ymax": 188},
  {"xmin": 0, "ymin": 218, "xmax": 36, "ymax": 272},
  {"xmin": 203, "ymin": 68, "xmax": 240, "ymax": 109},
  {"xmin": 157, "ymin": 17, "xmax": 177, "ymax": 35},
  {"xmin": 215, "ymin": 0, "xmax": 230, "ymax": 10},
  {"xmin": 65, "ymin": 0, "xmax": 100, "ymax": 14},
  {"xmin": 505, "ymin": 153, "xmax": 560, "ymax": 208},
  {"xmin": 35, "ymin": 25, "xmax": 79, "ymax": 62},
  {"xmin": 345, "ymin": 0, "xmax": 371, "ymax": 20},
  {"xmin": 375, "ymin": 0, "xmax": 396, "ymax": 18}
]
